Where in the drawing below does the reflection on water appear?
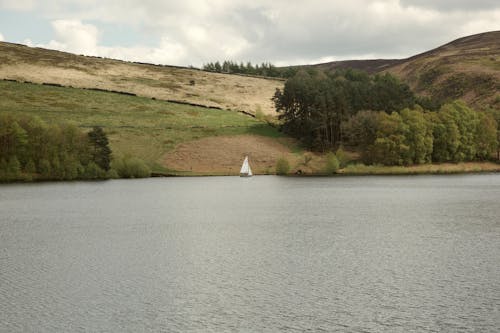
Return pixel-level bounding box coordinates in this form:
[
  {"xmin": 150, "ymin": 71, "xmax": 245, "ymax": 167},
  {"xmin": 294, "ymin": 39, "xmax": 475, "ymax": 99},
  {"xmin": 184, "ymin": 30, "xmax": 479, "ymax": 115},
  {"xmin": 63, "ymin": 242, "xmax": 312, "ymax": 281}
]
[{"xmin": 1, "ymin": 175, "xmax": 500, "ymax": 332}]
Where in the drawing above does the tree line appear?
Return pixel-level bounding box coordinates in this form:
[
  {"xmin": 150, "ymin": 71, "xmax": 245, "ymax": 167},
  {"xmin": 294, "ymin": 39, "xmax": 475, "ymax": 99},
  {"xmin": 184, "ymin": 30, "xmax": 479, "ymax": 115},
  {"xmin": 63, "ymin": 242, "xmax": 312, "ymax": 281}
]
[
  {"xmin": 273, "ymin": 69, "xmax": 498, "ymax": 165},
  {"xmin": 273, "ymin": 69, "xmax": 416, "ymax": 150},
  {"xmin": 343, "ymin": 102, "xmax": 497, "ymax": 165},
  {"xmin": 0, "ymin": 113, "xmax": 151, "ymax": 181},
  {"xmin": 203, "ymin": 60, "xmax": 298, "ymax": 78}
]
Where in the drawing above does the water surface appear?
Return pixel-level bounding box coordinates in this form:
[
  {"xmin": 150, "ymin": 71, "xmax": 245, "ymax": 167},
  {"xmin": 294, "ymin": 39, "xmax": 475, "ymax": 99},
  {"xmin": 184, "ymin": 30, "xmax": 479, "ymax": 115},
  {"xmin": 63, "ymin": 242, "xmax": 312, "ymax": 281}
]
[{"xmin": 1, "ymin": 175, "xmax": 499, "ymax": 332}]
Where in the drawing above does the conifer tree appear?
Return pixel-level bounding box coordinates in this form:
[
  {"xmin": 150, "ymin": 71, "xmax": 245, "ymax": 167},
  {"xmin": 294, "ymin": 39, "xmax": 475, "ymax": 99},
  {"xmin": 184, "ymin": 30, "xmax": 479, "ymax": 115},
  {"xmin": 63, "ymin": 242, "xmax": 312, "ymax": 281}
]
[{"xmin": 88, "ymin": 126, "xmax": 111, "ymax": 171}]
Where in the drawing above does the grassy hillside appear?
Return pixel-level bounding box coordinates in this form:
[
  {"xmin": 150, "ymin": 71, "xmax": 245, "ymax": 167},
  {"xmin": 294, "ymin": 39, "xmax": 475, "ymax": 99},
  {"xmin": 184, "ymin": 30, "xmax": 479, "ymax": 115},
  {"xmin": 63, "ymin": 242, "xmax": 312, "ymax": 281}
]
[
  {"xmin": 0, "ymin": 42, "xmax": 283, "ymax": 116},
  {"xmin": 0, "ymin": 80, "xmax": 294, "ymax": 175}
]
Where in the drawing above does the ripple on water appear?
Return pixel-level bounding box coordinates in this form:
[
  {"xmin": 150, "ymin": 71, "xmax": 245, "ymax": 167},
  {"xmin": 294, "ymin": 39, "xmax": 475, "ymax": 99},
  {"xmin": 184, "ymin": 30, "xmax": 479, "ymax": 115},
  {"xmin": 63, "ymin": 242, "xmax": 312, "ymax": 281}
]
[{"xmin": 1, "ymin": 175, "xmax": 500, "ymax": 332}]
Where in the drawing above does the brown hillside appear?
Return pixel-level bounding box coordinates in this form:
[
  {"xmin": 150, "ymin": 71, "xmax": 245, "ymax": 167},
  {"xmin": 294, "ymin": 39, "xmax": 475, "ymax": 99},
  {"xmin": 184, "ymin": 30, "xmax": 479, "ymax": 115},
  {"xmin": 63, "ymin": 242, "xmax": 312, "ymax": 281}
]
[
  {"xmin": 307, "ymin": 31, "xmax": 500, "ymax": 110},
  {"xmin": 311, "ymin": 59, "xmax": 402, "ymax": 74},
  {"xmin": 0, "ymin": 42, "xmax": 283, "ymax": 116},
  {"xmin": 386, "ymin": 31, "xmax": 500, "ymax": 109}
]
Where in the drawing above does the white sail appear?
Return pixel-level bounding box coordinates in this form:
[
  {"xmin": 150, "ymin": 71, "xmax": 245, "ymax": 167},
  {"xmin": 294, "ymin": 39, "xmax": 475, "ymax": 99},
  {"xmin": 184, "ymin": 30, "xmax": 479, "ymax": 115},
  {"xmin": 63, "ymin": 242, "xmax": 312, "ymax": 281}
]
[{"xmin": 240, "ymin": 156, "xmax": 253, "ymax": 177}]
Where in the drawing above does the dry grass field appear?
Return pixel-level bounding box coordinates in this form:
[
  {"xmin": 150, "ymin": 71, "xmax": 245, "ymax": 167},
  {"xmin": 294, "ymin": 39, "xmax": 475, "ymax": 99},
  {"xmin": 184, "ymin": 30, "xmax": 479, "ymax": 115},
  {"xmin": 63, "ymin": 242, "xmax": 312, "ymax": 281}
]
[{"xmin": 0, "ymin": 42, "xmax": 283, "ymax": 116}]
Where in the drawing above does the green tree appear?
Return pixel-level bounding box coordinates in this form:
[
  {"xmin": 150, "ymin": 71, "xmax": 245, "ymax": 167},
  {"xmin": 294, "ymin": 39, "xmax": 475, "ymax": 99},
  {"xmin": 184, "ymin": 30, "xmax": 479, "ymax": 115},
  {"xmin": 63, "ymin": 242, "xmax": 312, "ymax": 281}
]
[
  {"xmin": 6, "ymin": 156, "xmax": 21, "ymax": 180},
  {"xmin": 274, "ymin": 69, "xmax": 415, "ymax": 150},
  {"xmin": 485, "ymin": 108, "xmax": 500, "ymax": 160},
  {"xmin": 0, "ymin": 114, "xmax": 113, "ymax": 181},
  {"xmin": 452, "ymin": 101, "xmax": 478, "ymax": 161},
  {"xmin": 475, "ymin": 112, "xmax": 498, "ymax": 160},
  {"xmin": 400, "ymin": 107, "xmax": 433, "ymax": 164},
  {"xmin": 83, "ymin": 161, "xmax": 106, "ymax": 179},
  {"xmin": 25, "ymin": 159, "xmax": 36, "ymax": 174},
  {"xmin": 429, "ymin": 111, "xmax": 459, "ymax": 162},
  {"xmin": 371, "ymin": 73, "xmax": 415, "ymax": 113},
  {"xmin": 0, "ymin": 114, "xmax": 27, "ymax": 161},
  {"xmin": 214, "ymin": 61, "xmax": 222, "ymax": 72},
  {"xmin": 370, "ymin": 112, "xmax": 410, "ymax": 165},
  {"xmin": 38, "ymin": 159, "xmax": 51, "ymax": 178},
  {"xmin": 341, "ymin": 110, "xmax": 378, "ymax": 149},
  {"xmin": 51, "ymin": 156, "xmax": 63, "ymax": 179},
  {"xmin": 435, "ymin": 101, "xmax": 478, "ymax": 162},
  {"xmin": 88, "ymin": 126, "xmax": 112, "ymax": 171}
]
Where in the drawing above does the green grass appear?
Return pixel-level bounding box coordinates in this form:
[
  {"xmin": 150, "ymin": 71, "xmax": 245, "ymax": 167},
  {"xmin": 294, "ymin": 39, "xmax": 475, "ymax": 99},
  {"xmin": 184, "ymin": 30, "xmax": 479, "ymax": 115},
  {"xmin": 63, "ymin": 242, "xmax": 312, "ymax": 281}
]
[{"xmin": 0, "ymin": 80, "xmax": 282, "ymax": 173}]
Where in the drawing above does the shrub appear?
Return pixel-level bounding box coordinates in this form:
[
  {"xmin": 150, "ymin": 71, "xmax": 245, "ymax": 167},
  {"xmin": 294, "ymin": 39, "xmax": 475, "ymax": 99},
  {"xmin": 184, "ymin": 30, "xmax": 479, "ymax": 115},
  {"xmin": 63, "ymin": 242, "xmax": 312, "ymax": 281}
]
[
  {"xmin": 83, "ymin": 162, "xmax": 107, "ymax": 179},
  {"xmin": 344, "ymin": 163, "xmax": 369, "ymax": 173},
  {"xmin": 324, "ymin": 153, "xmax": 339, "ymax": 174},
  {"xmin": 303, "ymin": 154, "xmax": 313, "ymax": 166},
  {"xmin": 63, "ymin": 160, "xmax": 81, "ymax": 180},
  {"xmin": 335, "ymin": 147, "xmax": 349, "ymax": 168},
  {"xmin": 111, "ymin": 156, "xmax": 151, "ymax": 178},
  {"xmin": 106, "ymin": 169, "xmax": 119, "ymax": 179},
  {"xmin": 275, "ymin": 157, "xmax": 290, "ymax": 175}
]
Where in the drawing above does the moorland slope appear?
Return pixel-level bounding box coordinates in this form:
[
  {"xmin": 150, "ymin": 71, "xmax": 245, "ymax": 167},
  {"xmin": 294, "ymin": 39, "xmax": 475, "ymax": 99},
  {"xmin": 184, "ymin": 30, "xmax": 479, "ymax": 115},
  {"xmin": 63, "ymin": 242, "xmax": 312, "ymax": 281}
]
[
  {"xmin": 0, "ymin": 42, "xmax": 283, "ymax": 116},
  {"xmin": 311, "ymin": 31, "xmax": 500, "ymax": 110}
]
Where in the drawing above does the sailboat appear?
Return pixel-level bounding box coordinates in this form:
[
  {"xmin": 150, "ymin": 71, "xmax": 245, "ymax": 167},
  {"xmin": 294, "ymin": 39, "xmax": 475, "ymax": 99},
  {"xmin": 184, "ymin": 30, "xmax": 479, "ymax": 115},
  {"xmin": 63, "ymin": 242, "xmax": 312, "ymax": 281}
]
[{"xmin": 240, "ymin": 156, "xmax": 253, "ymax": 177}]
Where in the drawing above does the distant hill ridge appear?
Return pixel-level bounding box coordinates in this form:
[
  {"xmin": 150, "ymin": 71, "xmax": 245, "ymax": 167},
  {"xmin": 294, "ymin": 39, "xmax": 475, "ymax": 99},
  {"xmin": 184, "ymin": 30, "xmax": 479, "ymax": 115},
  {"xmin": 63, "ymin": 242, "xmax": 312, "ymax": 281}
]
[
  {"xmin": 310, "ymin": 31, "xmax": 500, "ymax": 110},
  {"xmin": 311, "ymin": 31, "xmax": 499, "ymax": 72}
]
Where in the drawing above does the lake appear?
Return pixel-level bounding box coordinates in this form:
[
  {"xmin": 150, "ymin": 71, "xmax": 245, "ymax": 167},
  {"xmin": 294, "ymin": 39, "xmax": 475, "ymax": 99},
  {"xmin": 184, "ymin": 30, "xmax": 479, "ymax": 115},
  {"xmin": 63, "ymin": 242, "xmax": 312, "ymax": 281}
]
[{"xmin": 1, "ymin": 175, "xmax": 499, "ymax": 332}]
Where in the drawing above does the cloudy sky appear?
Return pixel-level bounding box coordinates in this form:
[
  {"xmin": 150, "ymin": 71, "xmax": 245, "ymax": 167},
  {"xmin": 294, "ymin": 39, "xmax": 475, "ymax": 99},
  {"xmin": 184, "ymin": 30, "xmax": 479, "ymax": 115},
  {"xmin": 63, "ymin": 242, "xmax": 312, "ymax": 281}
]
[{"xmin": 0, "ymin": 0, "xmax": 499, "ymax": 66}]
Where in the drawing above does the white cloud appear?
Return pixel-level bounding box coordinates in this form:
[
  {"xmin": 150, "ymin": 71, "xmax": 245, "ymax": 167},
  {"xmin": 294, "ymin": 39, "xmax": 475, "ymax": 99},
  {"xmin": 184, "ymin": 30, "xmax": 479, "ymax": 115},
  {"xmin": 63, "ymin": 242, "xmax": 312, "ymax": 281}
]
[
  {"xmin": 0, "ymin": 32, "xmax": 4, "ymax": 42},
  {"xmin": 32, "ymin": 20, "xmax": 187, "ymax": 65},
  {"xmin": 400, "ymin": 0, "xmax": 498, "ymax": 11},
  {"xmin": 8, "ymin": 1, "xmax": 500, "ymax": 66},
  {"xmin": 97, "ymin": 37, "xmax": 187, "ymax": 65},
  {"xmin": 0, "ymin": 0, "xmax": 36, "ymax": 11},
  {"xmin": 47, "ymin": 19, "xmax": 99, "ymax": 56}
]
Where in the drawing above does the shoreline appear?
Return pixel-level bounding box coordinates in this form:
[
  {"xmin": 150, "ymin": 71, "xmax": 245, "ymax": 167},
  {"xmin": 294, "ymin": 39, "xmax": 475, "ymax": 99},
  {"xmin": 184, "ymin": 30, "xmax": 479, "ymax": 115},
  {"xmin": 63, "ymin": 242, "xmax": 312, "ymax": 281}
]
[
  {"xmin": 146, "ymin": 161, "xmax": 500, "ymax": 177},
  {"xmin": 2, "ymin": 162, "xmax": 500, "ymax": 183}
]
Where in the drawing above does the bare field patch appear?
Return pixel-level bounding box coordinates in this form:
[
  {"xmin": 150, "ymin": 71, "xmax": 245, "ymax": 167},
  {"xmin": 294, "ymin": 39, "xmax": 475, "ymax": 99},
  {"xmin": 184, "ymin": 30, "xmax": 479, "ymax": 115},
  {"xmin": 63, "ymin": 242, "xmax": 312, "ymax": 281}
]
[{"xmin": 164, "ymin": 135, "xmax": 299, "ymax": 175}]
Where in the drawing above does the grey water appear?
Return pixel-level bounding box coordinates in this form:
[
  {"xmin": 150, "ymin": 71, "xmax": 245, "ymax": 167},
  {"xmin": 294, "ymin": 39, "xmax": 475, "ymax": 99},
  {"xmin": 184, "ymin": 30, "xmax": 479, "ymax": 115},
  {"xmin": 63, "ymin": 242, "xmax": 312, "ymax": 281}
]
[{"xmin": 1, "ymin": 175, "xmax": 499, "ymax": 332}]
